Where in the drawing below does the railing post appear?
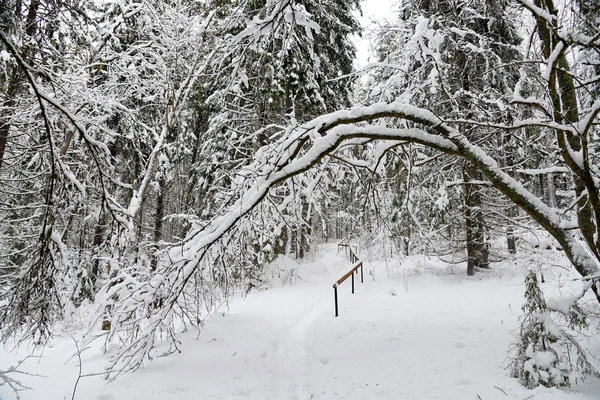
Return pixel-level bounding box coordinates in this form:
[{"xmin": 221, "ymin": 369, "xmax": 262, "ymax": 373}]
[
  {"xmin": 334, "ymin": 242, "xmax": 364, "ymax": 317},
  {"xmin": 360, "ymin": 262, "xmax": 363, "ymax": 283},
  {"xmin": 333, "ymin": 284, "xmax": 339, "ymax": 317}
]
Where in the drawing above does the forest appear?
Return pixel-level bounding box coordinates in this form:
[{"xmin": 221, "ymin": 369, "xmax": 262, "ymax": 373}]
[{"xmin": 1, "ymin": 0, "xmax": 600, "ymax": 397}]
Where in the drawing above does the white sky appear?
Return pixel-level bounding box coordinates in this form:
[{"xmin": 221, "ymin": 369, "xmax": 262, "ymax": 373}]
[{"xmin": 353, "ymin": 0, "xmax": 397, "ymax": 67}]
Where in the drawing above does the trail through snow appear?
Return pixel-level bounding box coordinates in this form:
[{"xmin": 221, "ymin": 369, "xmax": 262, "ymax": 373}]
[{"xmin": 1, "ymin": 244, "xmax": 599, "ymax": 400}]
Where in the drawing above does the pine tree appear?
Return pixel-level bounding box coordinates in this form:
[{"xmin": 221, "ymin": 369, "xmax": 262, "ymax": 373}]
[
  {"xmin": 511, "ymin": 271, "xmax": 598, "ymax": 388},
  {"xmin": 365, "ymin": 0, "xmax": 524, "ymax": 273}
]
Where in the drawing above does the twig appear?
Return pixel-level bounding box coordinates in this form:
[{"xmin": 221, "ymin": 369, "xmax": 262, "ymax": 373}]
[
  {"xmin": 71, "ymin": 337, "xmax": 84, "ymax": 400},
  {"xmin": 494, "ymin": 385, "xmax": 508, "ymax": 396},
  {"xmin": 0, "ymin": 356, "xmax": 43, "ymax": 400}
]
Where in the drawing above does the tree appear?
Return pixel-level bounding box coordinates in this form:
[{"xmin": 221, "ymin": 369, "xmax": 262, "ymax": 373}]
[
  {"xmin": 1, "ymin": 0, "xmax": 600, "ymax": 383},
  {"xmin": 0, "ymin": 0, "xmax": 213, "ymax": 343},
  {"xmin": 365, "ymin": 0, "xmax": 524, "ymax": 274},
  {"xmin": 511, "ymin": 271, "xmax": 598, "ymax": 388},
  {"xmin": 186, "ymin": 0, "xmax": 361, "ymax": 260}
]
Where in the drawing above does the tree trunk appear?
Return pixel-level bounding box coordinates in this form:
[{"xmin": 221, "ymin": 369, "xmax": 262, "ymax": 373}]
[
  {"xmin": 498, "ymin": 132, "xmax": 517, "ymax": 254},
  {"xmin": 506, "ymin": 205, "xmax": 517, "ymax": 254},
  {"xmin": 25, "ymin": 0, "xmax": 40, "ymax": 36},
  {"xmin": 463, "ymin": 161, "xmax": 488, "ymax": 275},
  {"xmin": 297, "ymin": 196, "xmax": 311, "ymax": 259},
  {"xmin": 150, "ymin": 178, "xmax": 166, "ymax": 271},
  {"xmin": 279, "ymin": 224, "xmax": 288, "ymax": 255},
  {"xmin": 0, "ymin": 76, "xmax": 20, "ymax": 170},
  {"xmin": 532, "ymin": 0, "xmax": 600, "ymax": 263},
  {"xmin": 0, "ymin": 116, "xmax": 9, "ymax": 170},
  {"xmin": 464, "ymin": 163, "xmax": 476, "ymax": 276},
  {"xmin": 91, "ymin": 210, "xmax": 108, "ymax": 290},
  {"xmin": 546, "ymin": 172, "xmax": 557, "ymax": 208}
]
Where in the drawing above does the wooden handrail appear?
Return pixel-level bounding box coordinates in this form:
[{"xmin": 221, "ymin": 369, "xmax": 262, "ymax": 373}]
[
  {"xmin": 336, "ymin": 261, "xmax": 362, "ymax": 285},
  {"xmin": 333, "ymin": 243, "xmax": 364, "ymax": 317}
]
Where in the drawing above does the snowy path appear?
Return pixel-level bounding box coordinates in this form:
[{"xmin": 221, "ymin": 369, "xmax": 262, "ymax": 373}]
[{"xmin": 1, "ymin": 245, "xmax": 599, "ymax": 400}]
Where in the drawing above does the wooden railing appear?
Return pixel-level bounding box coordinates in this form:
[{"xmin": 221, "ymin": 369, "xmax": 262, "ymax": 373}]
[{"xmin": 333, "ymin": 243, "xmax": 363, "ymax": 317}]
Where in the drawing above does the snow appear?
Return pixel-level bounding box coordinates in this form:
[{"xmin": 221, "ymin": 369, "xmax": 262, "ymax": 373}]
[
  {"xmin": 517, "ymin": 166, "xmax": 570, "ymax": 175},
  {"xmin": 2, "ymin": 244, "xmax": 599, "ymax": 400},
  {"xmin": 434, "ymin": 186, "xmax": 449, "ymax": 210},
  {"xmin": 577, "ymin": 99, "xmax": 600, "ymax": 134},
  {"xmin": 547, "ymin": 294, "xmax": 582, "ymax": 315},
  {"xmin": 526, "ymin": 347, "xmax": 556, "ymax": 370},
  {"xmin": 519, "ymin": 0, "xmax": 558, "ymax": 24},
  {"xmin": 539, "ymin": 312, "xmax": 564, "ymax": 339},
  {"xmin": 542, "ymin": 41, "xmax": 564, "ymax": 81}
]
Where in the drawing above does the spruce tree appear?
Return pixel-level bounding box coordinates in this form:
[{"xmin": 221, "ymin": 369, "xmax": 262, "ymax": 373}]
[
  {"xmin": 189, "ymin": 0, "xmax": 361, "ymax": 260},
  {"xmin": 367, "ymin": 0, "xmax": 523, "ymax": 273}
]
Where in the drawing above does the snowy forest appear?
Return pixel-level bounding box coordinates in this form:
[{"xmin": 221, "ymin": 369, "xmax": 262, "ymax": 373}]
[{"xmin": 1, "ymin": 0, "xmax": 600, "ymax": 398}]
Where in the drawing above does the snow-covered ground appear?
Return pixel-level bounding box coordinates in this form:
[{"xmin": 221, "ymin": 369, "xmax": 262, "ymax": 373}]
[{"xmin": 1, "ymin": 243, "xmax": 599, "ymax": 400}]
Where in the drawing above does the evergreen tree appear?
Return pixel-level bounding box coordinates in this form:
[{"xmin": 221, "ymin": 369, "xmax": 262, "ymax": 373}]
[
  {"xmin": 364, "ymin": 0, "xmax": 524, "ymax": 273},
  {"xmin": 189, "ymin": 0, "xmax": 361, "ymax": 260},
  {"xmin": 511, "ymin": 271, "xmax": 598, "ymax": 388}
]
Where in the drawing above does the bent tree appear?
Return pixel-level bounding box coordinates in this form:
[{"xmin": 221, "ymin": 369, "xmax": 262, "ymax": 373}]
[
  {"xmin": 163, "ymin": 0, "xmax": 600, "ymax": 307},
  {"xmin": 101, "ymin": 0, "xmax": 600, "ymax": 376},
  {"xmin": 1, "ymin": 0, "xmax": 599, "ymax": 382}
]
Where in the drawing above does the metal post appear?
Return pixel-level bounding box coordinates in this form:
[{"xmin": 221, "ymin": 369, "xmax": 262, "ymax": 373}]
[
  {"xmin": 351, "ymin": 272, "xmax": 355, "ymax": 294},
  {"xmin": 333, "ymin": 285, "xmax": 339, "ymax": 317},
  {"xmin": 360, "ymin": 262, "xmax": 364, "ymax": 283}
]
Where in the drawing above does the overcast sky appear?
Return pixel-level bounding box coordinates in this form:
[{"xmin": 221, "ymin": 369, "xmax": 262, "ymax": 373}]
[{"xmin": 353, "ymin": 0, "xmax": 397, "ymax": 66}]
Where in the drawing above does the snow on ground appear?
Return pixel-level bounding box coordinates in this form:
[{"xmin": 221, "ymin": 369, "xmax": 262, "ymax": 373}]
[{"xmin": 1, "ymin": 243, "xmax": 600, "ymax": 400}]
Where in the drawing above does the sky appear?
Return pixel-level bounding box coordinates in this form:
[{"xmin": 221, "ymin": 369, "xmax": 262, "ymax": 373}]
[{"xmin": 353, "ymin": 0, "xmax": 397, "ymax": 67}]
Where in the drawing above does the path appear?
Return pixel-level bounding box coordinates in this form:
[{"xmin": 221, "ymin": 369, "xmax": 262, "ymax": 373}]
[{"xmin": 1, "ymin": 244, "xmax": 599, "ymax": 400}]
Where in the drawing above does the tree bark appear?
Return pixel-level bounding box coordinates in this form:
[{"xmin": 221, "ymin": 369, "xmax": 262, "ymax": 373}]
[
  {"xmin": 0, "ymin": 76, "xmax": 20, "ymax": 170},
  {"xmin": 150, "ymin": 178, "xmax": 166, "ymax": 271},
  {"xmin": 0, "ymin": 115, "xmax": 9, "ymax": 170},
  {"xmin": 506, "ymin": 205, "xmax": 517, "ymax": 254},
  {"xmin": 25, "ymin": 0, "xmax": 39, "ymax": 37},
  {"xmin": 546, "ymin": 172, "xmax": 557, "ymax": 208},
  {"xmin": 90, "ymin": 210, "xmax": 108, "ymax": 291},
  {"xmin": 463, "ymin": 162, "xmax": 488, "ymax": 274},
  {"xmin": 531, "ymin": 0, "xmax": 600, "ymax": 261},
  {"xmin": 464, "ymin": 163, "xmax": 476, "ymax": 276}
]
